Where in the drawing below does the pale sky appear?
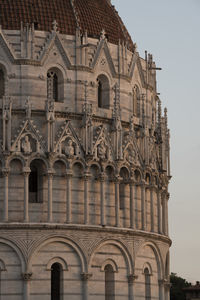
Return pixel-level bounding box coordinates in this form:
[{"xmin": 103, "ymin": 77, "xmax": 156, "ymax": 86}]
[{"xmin": 112, "ymin": 0, "xmax": 200, "ymax": 283}]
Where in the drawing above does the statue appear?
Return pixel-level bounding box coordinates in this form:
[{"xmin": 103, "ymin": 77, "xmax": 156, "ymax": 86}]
[
  {"xmin": 97, "ymin": 142, "xmax": 107, "ymax": 160},
  {"xmin": 21, "ymin": 136, "xmax": 31, "ymax": 154},
  {"xmin": 65, "ymin": 139, "xmax": 75, "ymax": 156}
]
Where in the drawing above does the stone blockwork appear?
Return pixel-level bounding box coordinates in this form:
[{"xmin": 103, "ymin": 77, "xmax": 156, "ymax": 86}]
[{"xmin": 0, "ymin": 0, "xmax": 171, "ymax": 299}]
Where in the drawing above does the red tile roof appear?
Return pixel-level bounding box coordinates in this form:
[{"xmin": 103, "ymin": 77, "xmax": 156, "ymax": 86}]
[{"xmin": 0, "ymin": 0, "xmax": 134, "ymax": 51}]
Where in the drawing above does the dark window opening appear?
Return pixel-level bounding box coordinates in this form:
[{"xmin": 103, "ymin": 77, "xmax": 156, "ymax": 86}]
[
  {"xmin": 34, "ymin": 22, "xmax": 39, "ymax": 30},
  {"xmin": 105, "ymin": 264, "xmax": 115, "ymax": 300},
  {"xmin": 98, "ymin": 80, "xmax": 102, "ymax": 107},
  {"xmin": 144, "ymin": 268, "xmax": 151, "ymax": 300},
  {"xmin": 97, "ymin": 75, "xmax": 110, "ymax": 109},
  {"xmin": 29, "ymin": 166, "xmax": 38, "ymax": 203},
  {"xmin": 51, "ymin": 263, "xmax": 62, "ymax": 300}
]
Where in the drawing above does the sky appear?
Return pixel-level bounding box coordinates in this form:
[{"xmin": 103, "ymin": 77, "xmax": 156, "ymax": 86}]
[{"xmin": 112, "ymin": 0, "xmax": 200, "ymax": 283}]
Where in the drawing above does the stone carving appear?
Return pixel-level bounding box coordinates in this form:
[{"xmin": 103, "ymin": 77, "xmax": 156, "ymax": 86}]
[
  {"xmin": 21, "ymin": 135, "xmax": 31, "ymax": 154},
  {"xmin": 97, "ymin": 142, "xmax": 107, "ymax": 160},
  {"xmin": 64, "ymin": 139, "xmax": 75, "ymax": 157},
  {"xmin": 93, "ymin": 126, "xmax": 113, "ymax": 161},
  {"xmin": 125, "ymin": 145, "xmax": 138, "ymax": 165}
]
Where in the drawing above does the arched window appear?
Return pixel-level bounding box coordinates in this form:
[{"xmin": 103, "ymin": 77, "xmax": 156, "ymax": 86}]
[
  {"xmin": 47, "ymin": 68, "xmax": 64, "ymax": 102},
  {"xmin": 105, "ymin": 264, "xmax": 115, "ymax": 300},
  {"xmin": 144, "ymin": 267, "xmax": 151, "ymax": 300},
  {"xmin": 51, "ymin": 263, "xmax": 62, "ymax": 300},
  {"xmin": 0, "ymin": 69, "xmax": 5, "ymax": 99},
  {"xmin": 97, "ymin": 74, "xmax": 110, "ymax": 109}
]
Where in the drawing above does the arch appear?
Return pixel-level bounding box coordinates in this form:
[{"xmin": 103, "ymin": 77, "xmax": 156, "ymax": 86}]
[
  {"xmin": 104, "ymin": 263, "xmax": 115, "ymax": 300},
  {"xmin": 136, "ymin": 241, "xmax": 164, "ymax": 279},
  {"xmin": 89, "ymin": 239, "xmax": 134, "ymax": 275},
  {"xmin": 144, "ymin": 266, "xmax": 152, "ymax": 300},
  {"xmin": 97, "ymin": 74, "xmax": 110, "ymax": 109},
  {"xmin": 8, "ymin": 155, "xmax": 25, "ymax": 168},
  {"xmin": 0, "ymin": 238, "xmax": 26, "ymax": 272},
  {"xmin": 101, "ymin": 259, "xmax": 118, "ymax": 273},
  {"xmin": 143, "ymin": 262, "xmax": 153, "ymax": 275},
  {"xmin": 28, "ymin": 235, "xmax": 87, "ymax": 274},
  {"xmin": 145, "ymin": 172, "xmax": 152, "ymax": 184},
  {"xmin": 47, "ymin": 67, "xmax": 64, "ymax": 102},
  {"xmin": 134, "ymin": 168, "xmax": 142, "ymax": 183},
  {"xmin": 51, "ymin": 262, "xmax": 63, "ymax": 300},
  {"xmin": 47, "ymin": 257, "xmax": 68, "ymax": 271}
]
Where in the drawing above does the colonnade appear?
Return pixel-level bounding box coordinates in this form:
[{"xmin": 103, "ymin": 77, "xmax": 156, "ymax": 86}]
[{"xmin": 1, "ymin": 166, "xmax": 169, "ymax": 236}]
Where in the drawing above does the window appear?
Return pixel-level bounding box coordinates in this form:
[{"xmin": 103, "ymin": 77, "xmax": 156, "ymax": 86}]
[
  {"xmin": 51, "ymin": 263, "xmax": 62, "ymax": 300},
  {"xmin": 0, "ymin": 69, "xmax": 5, "ymax": 99},
  {"xmin": 105, "ymin": 264, "xmax": 115, "ymax": 300},
  {"xmin": 97, "ymin": 74, "xmax": 110, "ymax": 109},
  {"xmin": 29, "ymin": 160, "xmax": 44, "ymax": 203},
  {"xmin": 47, "ymin": 68, "xmax": 64, "ymax": 102},
  {"xmin": 144, "ymin": 268, "xmax": 151, "ymax": 300}
]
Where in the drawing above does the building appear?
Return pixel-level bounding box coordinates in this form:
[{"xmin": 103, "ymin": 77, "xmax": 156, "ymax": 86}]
[
  {"xmin": 0, "ymin": 0, "xmax": 171, "ymax": 299},
  {"xmin": 184, "ymin": 282, "xmax": 200, "ymax": 300}
]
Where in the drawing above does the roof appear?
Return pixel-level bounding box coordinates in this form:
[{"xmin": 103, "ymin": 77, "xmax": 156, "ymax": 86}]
[{"xmin": 0, "ymin": 0, "xmax": 134, "ymax": 51}]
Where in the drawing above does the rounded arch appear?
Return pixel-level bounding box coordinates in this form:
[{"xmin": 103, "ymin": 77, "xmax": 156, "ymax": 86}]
[
  {"xmin": 28, "ymin": 235, "xmax": 87, "ymax": 273},
  {"xmin": 97, "ymin": 73, "xmax": 110, "ymax": 109},
  {"xmin": 101, "ymin": 259, "xmax": 118, "ymax": 273},
  {"xmin": 0, "ymin": 237, "xmax": 26, "ymax": 272},
  {"xmin": 136, "ymin": 241, "xmax": 164, "ymax": 279},
  {"xmin": 28, "ymin": 156, "xmax": 48, "ymax": 170},
  {"xmin": 8, "ymin": 155, "xmax": 25, "ymax": 168},
  {"xmin": 47, "ymin": 257, "xmax": 68, "ymax": 271},
  {"xmin": 120, "ymin": 166, "xmax": 130, "ymax": 180},
  {"xmin": 134, "ymin": 168, "xmax": 143, "ymax": 182},
  {"xmin": 89, "ymin": 239, "xmax": 134, "ymax": 275},
  {"xmin": 143, "ymin": 262, "xmax": 153, "ymax": 275},
  {"xmin": 52, "ymin": 157, "xmax": 67, "ymax": 170}
]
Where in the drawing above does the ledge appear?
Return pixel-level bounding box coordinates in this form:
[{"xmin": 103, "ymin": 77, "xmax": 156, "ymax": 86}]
[{"xmin": 0, "ymin": 222, "xmax": 172, "ymax": 245}]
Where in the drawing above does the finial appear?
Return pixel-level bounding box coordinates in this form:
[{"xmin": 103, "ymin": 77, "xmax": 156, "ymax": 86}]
[
  {"xmin": 52, "ymin": 20, "xmax": 58, "ymax": 32},
  {"xmin": 100, "ymin": 29, "xmax": 106, "ymax": 40}
]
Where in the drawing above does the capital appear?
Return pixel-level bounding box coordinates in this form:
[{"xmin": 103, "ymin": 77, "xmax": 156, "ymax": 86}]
[
  {"xmin": 22, "ymin": 272, "xmax": 32, "ymax": 281},
  {"xmin": 127, "ymin": 274, "xmax": 138, "ymax": 284},
  {"xmin": 2, "ymin": 168, "xmax": 10, "ymax": 177},
  {"xmin": 81, "ymin": 272, "xmax": 92, "ymax": 281}
]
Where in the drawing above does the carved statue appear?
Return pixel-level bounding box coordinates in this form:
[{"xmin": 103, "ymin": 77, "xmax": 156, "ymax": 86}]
[
  {"xmin": 97, "ymin": 142, "xmax": 107, "ymax": 160},
  {"xmin": 126, "ymin": 146, "xmax": 138, "ymax": 165},
  {"xmin": 21, "ymin": 136, "xmax": 31, "ymax": 154},
  {"xmin": 65, "ymin": 139, "xmax": 75, "ymax": 156}
]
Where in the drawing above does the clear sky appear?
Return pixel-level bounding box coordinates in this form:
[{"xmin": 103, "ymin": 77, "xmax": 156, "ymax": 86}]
[{"xmin": 112, "ymin": 0, "xmax": 200, "ymax": 283}]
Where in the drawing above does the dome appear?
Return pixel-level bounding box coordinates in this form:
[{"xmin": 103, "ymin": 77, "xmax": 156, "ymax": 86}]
[{"xmin": 0, "ymin": 0, "xmax": 134, "ymax": 50}]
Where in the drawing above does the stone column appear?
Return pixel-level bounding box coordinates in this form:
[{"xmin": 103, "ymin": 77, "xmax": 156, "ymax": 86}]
[
  {"xmin": 150, "ymin": 186, "xmax": 154, "ymax": 232},
  {"xmin": 100, "ymin": 173, "xmax": 105, "ymax": 226},
  {"xmin": 141, "ymin": 180, "xmax": 146, "ymax": 231},
  {"xmin": 129, "ymin": 179, "xmax": 135, "ymax": 229},
  {"xmin": 2, "ymin": 168, "xmax": 9, "ymax": 222},
  {"xmin": 65, "ymin": 171, "xmax": 72, "ymax": 223},
  {"xmin": 114, "ymin": 178, "xmax": 120, "ymax": 227},
  {"xmin": 158, "ymin": 279, "xmax": 164, "ymax": 300},
  {"xmin": 165, "ymin": 193, "xmax": 170, "ymax": 236},
  {"xmin": 135, "ymin": 184, "xmax": 138, "ymax": 229},
  {"xmin": 83, "ymin": 172, "xmax": 90, "ymax": 225},
  {"xmin": 164, "ymin": 280, "xmax": 171, "ymax": 300},
  {"xmin": 81, "ymin": 272, "xmax": 92, "ymax": 300},
  {"xmin": 22, "ymin": 272, "xmax": 32, "ymax": 300},
  {"xmin": 47, "ymin": 170, "xmax": 54, "ymax": 223},
  {"xmin": 157, "ymin": 189, "xmax": 162, "ymax": 234},
  {"xmin": 162, "ymin": 192, "xmax": 166, "ymax": 235},
  {"xmin": 23, "ymin": 168, "xmax": 31, "ymax": 223},
  {"xmin": 127, "ymin": 274, "xmax": 138, "ymax": 300}
]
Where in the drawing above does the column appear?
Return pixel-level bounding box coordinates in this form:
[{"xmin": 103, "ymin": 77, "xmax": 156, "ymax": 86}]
[
  {"xmin": 114, "ymin": 178, "xmax": 120, "ymax": 227},
  {"xmin": 141, "ymin": 180, "xmax": 146, "ymax": 231},
  {"xmin": 129, "ymin": 180, "xmax": 135, "ymax": 229},
  {"xmin": 127, "ymin": 274, "xmax": 138, "ymax": 300},
  {"xmin": 65, "ymin": 172, "xmax": 72, "ymax": 223},
  {"xmin": 157, "ymin": 189, "xmax": 162, "ymax": 234},
  {"xmin": 100, "ymin": 174, "xmax": 105, "ymax": 226},
  {"xmin": 162, "ymin": 192, "xmax": 166, "ymax": 235},
  {"xmin": 22, "ymin": 272, "xmax": 32, "ymax": 300},
  {"xmin": 165, "ymin": 193, "xmax": 170, "ymax": 236},
  {"xmin": 158, "ymin": 279, "xmax": 164, "ymax": 300},
  {"xmin": 23, "ymin": 168, "xmax": 31, "ymax": 223},
  {"xmin": 135, "ymin": 184, "xmax": 138, "ymax": 229},
  {"xmin": 83, "ymin": 172, "xmax": 90, "ymax": 225},
  {"xmin": 81, "ymin": 272, "xmax": 92, "ymax": 300},
  {"xmin": 2, "ymin": 168, "xmax": 9, "ymax": 222},
  {"xmin": 48, "ymin": 170, "xmax": 53, "ymax": 223},
  {"xmin": 150, "ymin": 186, "xmax": 154, "ymax": 232}
]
